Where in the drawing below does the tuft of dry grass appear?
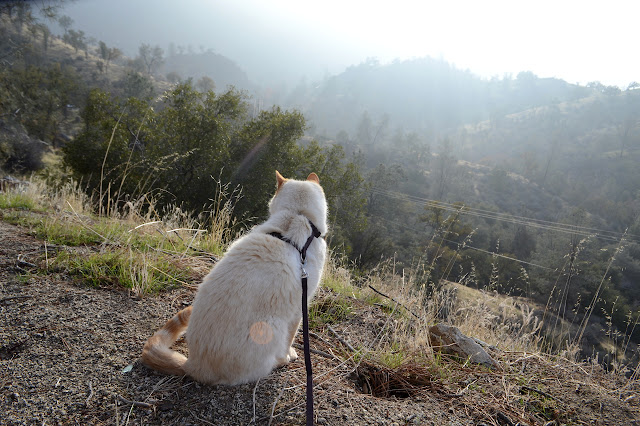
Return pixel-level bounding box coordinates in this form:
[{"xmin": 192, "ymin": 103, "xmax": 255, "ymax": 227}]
[{"xmin": 0, "ymin": 175, "xmax": 237, "ymax": 295}]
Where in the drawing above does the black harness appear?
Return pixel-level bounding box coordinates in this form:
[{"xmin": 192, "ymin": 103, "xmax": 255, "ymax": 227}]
[{"xmin": 269, "ymin": 220, "xmax": 322, "ymax": 426}]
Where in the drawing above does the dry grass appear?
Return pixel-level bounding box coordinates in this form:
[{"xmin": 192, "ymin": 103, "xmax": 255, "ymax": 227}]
[{"xmin": 0, "ymin": 175, "xmax": 236, "ymax": 295}]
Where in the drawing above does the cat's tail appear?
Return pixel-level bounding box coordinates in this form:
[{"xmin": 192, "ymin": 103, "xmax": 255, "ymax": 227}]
[{"xmin": 141, "ymin": 306, "xmax": 192, "ymax": 376}]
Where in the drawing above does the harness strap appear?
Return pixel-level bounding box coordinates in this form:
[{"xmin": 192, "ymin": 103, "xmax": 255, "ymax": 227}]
[{"xmin": 269, "ymin": 219, "xmax": 322, "ymax": 426}]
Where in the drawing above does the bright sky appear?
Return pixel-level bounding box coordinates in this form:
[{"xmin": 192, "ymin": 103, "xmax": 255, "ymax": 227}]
[
  {"xmin": 221, "ymin": 0, "xmax": 639, "ymax": 87},
  {"xmin": 62, "ymin": 0, "xmax": 639, "ymax": 87}
]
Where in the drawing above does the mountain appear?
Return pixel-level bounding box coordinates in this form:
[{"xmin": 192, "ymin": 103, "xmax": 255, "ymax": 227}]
[
  {"xmin": 162, "ymin": 50, "xmax": 254, "ymax": 92},
  {"xmin": 286, "ymin": 58, "xmax": 595, "ymax": 137}
]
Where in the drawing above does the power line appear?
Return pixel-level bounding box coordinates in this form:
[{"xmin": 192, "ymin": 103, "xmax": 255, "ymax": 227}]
[
  {"xmin": 375, "ymin": 215, "xmax": 557, "ymax": 271},
  {"xmin": 369, "ymin": 188, "xmax": 639, "ymax": 244},
  {"xmin": 373, "ymin": 214, "xmax": 618, "ymax": 292}
]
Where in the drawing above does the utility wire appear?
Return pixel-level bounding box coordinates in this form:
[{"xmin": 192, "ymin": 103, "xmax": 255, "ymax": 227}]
[
  {"xmin": 371, "ymin": 206, "xmax": 623, "ymax": 291},
  {"xmin": 371, "ymin": 187, "xmax": 637, "ymax": 238},
  {"xmin": 369, "ymin": 188, "xmax": 639, "ymax": 244},
  {"xmin": 375, "ymin": 215, "xmax": 557, "ymax": 271}
]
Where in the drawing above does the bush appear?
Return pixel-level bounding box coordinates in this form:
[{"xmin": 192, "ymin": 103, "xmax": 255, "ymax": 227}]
[
  {"xmin": 0, "ymin": 121, "xmax": 45, "ymax": 173},
  {"xmin": 64, "ymin": 83, "xmax": 307, "ymax": 216},
  {"xmin": 63, "ymin": 82, "xmax": 368, "ymax": 250}
]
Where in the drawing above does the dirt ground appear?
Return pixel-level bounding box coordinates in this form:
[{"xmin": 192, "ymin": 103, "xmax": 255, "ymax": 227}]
[{"xmin": 1, "ymin": 218, "xmax": 639, "ymax": 425}]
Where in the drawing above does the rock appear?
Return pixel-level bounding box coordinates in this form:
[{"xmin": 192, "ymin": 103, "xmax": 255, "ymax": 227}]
[{"xmin": 428, "ymin": 324, "xmax": 500, "ymax": 369}]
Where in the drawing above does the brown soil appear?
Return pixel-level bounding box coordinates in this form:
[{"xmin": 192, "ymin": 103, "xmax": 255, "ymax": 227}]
[{"xmin": 1, "ymin": 218, "xmax": 639, "ymax": 425}]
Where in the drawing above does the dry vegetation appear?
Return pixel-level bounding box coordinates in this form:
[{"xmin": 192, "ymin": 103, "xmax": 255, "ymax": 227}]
[{"xmin": 1, "ymin": 177, "xmax": 639, "ymax": 425}]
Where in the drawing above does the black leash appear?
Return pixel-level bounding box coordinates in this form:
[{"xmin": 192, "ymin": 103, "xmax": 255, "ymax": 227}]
[{"xmin": 269, "ymin": 220, "xmax": 322, "ymax": 426}]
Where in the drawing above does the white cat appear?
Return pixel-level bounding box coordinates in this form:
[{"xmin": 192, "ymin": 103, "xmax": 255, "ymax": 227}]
[{"xmin": 141, "ymin": 171, "xmax": 327, "ymax": 384}]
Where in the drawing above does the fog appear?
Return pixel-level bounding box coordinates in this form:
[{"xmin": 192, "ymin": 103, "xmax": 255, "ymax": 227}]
[
  {"xmin": 59, "ymin": 0, "xmax": 638, "ymax": 89},
  {"xmin": 4, "ymin": 0, "xmax": 640, "ymax": 379}
]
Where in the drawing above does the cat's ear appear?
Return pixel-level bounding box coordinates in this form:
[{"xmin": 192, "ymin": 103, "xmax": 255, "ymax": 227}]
[
  {"xmin": 276, "ymin": 170, "xmax": 287, "ymax": 190},
  {"xmin": 307, "ymin": 173, "xmax": 320, "ymax": 184}
]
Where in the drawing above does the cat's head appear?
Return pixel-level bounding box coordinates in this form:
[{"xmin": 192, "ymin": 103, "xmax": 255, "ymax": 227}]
[{"xmin": 268, "ymin": 171, "xmax": 327, "ymax": 231}]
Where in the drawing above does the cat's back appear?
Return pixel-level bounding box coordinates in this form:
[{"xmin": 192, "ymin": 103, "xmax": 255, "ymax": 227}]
[{"xmin": 195, "ymin": 229, "xmax": 296, "ymax": 298}]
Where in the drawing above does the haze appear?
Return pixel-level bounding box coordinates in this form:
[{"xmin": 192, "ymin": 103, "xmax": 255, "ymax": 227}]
[{"xmin": 60, "ymin": 0, "xmax": 638, "ymax": 88}]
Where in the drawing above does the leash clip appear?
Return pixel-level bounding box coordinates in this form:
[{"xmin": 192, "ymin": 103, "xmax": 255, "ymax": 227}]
[{"xmin": 300, "ymin": 256, "xmax": 309, "ymax": 279}]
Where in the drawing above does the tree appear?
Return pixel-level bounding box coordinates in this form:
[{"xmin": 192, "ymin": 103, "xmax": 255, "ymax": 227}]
[
  {"xmin": 62, "ymin": 82, "xmax": 319, "ymax": 221},
  {"xmin": 511, "ymin": 226, "xmax": 536, "ymax": 260},
  {"xmin": 119, "ymin": 71, "xmax": 154, "ymax": 100},
  {"xmin": 0, "ymin": 63, "xmax": 83, "ymax": 143},
  {"xmin": 196, "ymin": 76, "xmax": 215, "ymax": 93},
  {"xmin": 98, "ymin": 41, "xmax": 108, "ymax": 62},
  {"xmin": 38, "ymin": 23, "xmax": 50, "ymax": 52},
  {"xmin": 63, "ymin": 29, "xmax": 86, "ymax": 53},
  {"xmin": 356, "ymin": 111, "xmax": 373, "ymax": 146},
  {"xmin": 230, "ymin": 106, "xmax": 307, "ymax": 218},
  {"xmin": 432, "ymin": 138, "xmax": 457, "ymax": 200},
  {"xmin": 138, "ymin": 43, "xmax": 164, "ymax": 75},
  {"xmin": 617, "ymin": 116, "xmax": 639, "ymax": 159},
  {"xmin": 58, "ymin": 15, "xmax": 73, "ymax": 33},
  {"xmin": 12, "ymin": 3, "xmax": 35, "ymax": 33},
  {"xmin": 98, "ymin": 41, "xmax": 121, "ymax": 73},
  {"xmin": 315, "ymin": 145, "xmax": 368, "ymax": 255},
  {"xmin": 419, "ymin": 201, "xmax": 474, "ymax": 284},
  {"xmin": 371, "ymin": 113, "xmax": 390, "ymax": 146},
  {"xmin": 166, "ymin": 71, "xmax": 181, "ymax": 84}
]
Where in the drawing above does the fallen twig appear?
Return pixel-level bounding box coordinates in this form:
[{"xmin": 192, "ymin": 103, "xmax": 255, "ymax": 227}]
[
  {"xmin": 190, "ymin": 411, "xmax": 216, "ymax": 425},
  {"xmin": 16, "ymin": 258, "xmax": 37, "ymax": 269},
  {"xmin": 309, "ymin": 330, "xmax": 330, "ymax": 344},
  {"xmin": 251, "ymin": 377, "xmax": 260, "ymax": 424},
  {"xmin": 520, "ymin": 385, "xmax": 560, "ymax": 401},
  {"xmin": 327, "ymin": 325, "xmax": 355, "ymax": 352},
  {"xmin": 59, "ymin": 336, "xmax": 73, "ymax": 352},
  {"xmin": 0, "ymin": 295, "xmax": 31, "ymax": 304},
  {"xmin": 368, "ymin": 284, "xmax": 420, "ymax": 319},
  {"xmin": 85, "ymin": 381, "xmax": 94, "ymax": 406},
  {"xmin": 496, "ymin": 411, "xmax": 514, "ymax": 426},
  {"xmin": 14, "ymin": 265, "xmax": 28, "ymax": 274},
  {"xmin": 267, "ymin": 379, "xmax": 289, "ymax": 426},
  {"xmin": 117, "ymin": 395, "xmax": 154, "ymax": 409},
  {"xmin": 292, "ymin": 343, "xmax": 335, "ymax": 360}
]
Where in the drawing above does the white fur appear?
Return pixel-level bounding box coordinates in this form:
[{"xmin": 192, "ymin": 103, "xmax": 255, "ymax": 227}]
[{"xmin": 183, "ymin": 175, "xmax": 327, "ymax": 384}]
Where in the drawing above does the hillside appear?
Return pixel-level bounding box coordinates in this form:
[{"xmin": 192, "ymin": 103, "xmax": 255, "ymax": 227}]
[
  {"xmin": 289, "ymin": 59, "xmax": 594, "ymax": 137},
  {"xmin": 2, "ymin": 2, "xmax": 640, "ymax": 389},
  {"xmin": 286, "ymin": 58, "xmax": 640, "ymax": 366},
  {"xmin": 1, "ymin": 182, "xmax": 639, "ymax": 425},
  {"xmin": 162, "ymin": 50, "xmax": 254, "ymax": 92}
]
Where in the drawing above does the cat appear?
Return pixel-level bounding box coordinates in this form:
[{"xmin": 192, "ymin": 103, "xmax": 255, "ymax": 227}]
[{"xmin": 141, "ymin": 171, "xmax": 327, "ymax": 385}]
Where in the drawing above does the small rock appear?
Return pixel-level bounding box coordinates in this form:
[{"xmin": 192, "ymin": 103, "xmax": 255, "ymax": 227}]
[
  {"xmin": 317, "ymin": 417, "xmax": 327, "ymax": 424},
  {"xmin": 159, "ymin": 401, "xmax": 174, "ymax": 411},
  {"xmin": 429, "ymin": 324, "xmax": 499, "ymax": 369}
]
